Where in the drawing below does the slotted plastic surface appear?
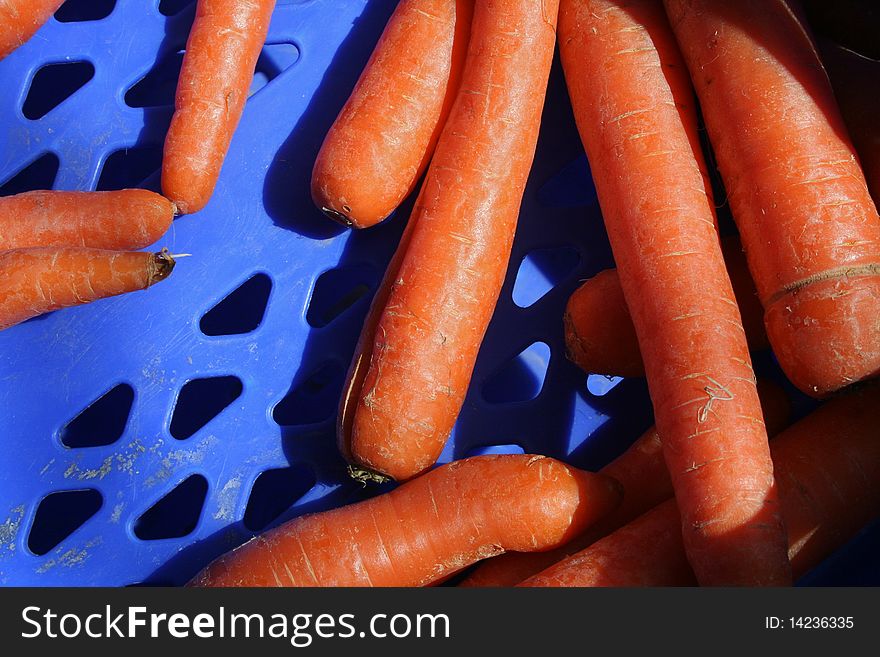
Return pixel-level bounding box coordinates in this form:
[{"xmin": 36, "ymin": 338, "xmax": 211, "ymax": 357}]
[{"xmin": 0, "ymin": 0, "xmax": 876, "ymax": 586}]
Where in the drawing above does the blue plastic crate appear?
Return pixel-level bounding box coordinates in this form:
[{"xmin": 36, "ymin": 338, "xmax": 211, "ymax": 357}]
[{"xmin": 0, "ymin": 0, "xmax": 876, "ymax": 586}]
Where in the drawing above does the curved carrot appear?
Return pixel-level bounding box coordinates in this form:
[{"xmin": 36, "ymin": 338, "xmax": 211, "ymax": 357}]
[
  {"xmin": 0, "ymin": 189, "xmax": 174, "ymax": 251},
  {"xmin": 311, "ymin": 0, "xmax": 473, "ymax": 229},
  {"xmin": 0, "ymin": 1, "xmax": 65, "ymax": 60},
  {"xmin": 664, "ymin": 0, "xmax": 880, "ymax": 397},
  {"xmin": 560, "ymin": 0, "xmax": 789, "ymax": 585},
  {"xmin": 337, "ymin": 0, "xmax": 560, "ymax": 482},
  {"xmin": 459, "ymin": 377, "xmax": 791, "ymax": 587},
  {"xmin": 0, "ymin": 247, "xmax": 175, "ymax": 330},
  {"xmin": 187, "ymin": 454, "xmax": 622, "ymax": 587},
  {"xmin": 565, "ymin": 236, "xmax": 768, "ymax": 378},
  {"xmin": 161, "ymin": 0, "xmax": 276, "ymax": 214},
  {"xmin": 520, "ymin": 384, "xmax": 880, "ymax": 586}
]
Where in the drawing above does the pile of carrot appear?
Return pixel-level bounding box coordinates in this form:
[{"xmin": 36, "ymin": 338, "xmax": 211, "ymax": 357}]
[{"xmin": 4, "ymin": 0, "xmax": 880, "ymax": 588}]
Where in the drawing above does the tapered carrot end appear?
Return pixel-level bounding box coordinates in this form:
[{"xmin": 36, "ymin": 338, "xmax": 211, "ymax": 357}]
[
  {"xmin": 149, "ymin": 249, "xmax": 177, "ymax": 285},
  {"xmin": 320, "ymin": 207, "xmax": 355, "ymax": 228}
]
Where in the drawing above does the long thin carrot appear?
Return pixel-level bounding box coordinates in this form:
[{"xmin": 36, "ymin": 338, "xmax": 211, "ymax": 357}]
[
  {"xmin": 161, "ymin": 0, "xmax": 276, "ymax": 215},
  {"xmin": 565, "ymin": 236, "xmax": 768, "ymax": 378},
  {"xmin": 520, "ymin": 384, "xmax": 880, "ymax": 586},
  {"xmin": 187, "ymin": 454, "xmax": 622, "ymax": 587},
  {"xmin": 459, "ymin": 377, "xmax": 791, "ymax": 587},
  {"xmin": 311, "ymin": 0, "xmax": 472, "ymax": 229},
  {"xmin": 0, "ymin": 1, "xmax": 65, "ymax": 60},
  {"xmin": 337, "ymin": 0, "xmax": 560, "ymax": 482},
  {"xmin": 0, "ymin": 247, "xmax": 175, "ymax": 330},
  {"xmin": 0, "ymin": 189, "xmax": 174, "ymax": 251},
  {"xmin": 560, "ymin": 0, "xmax": 789, "ymax": 585},
  {"xmin": 663, "ymin": 0, "xmax": 880, "ymax": 397}
]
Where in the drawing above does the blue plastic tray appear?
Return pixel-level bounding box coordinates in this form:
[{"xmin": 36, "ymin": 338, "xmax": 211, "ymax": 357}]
[{"xmin": 0, "ymin": 0, "xmax": 877, "ymax": 586}]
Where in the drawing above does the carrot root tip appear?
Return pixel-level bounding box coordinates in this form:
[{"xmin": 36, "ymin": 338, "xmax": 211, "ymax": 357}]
[
  {"xmin": 321, "ymin": 207, "xmax": 355, "ymax": 228},
  {"xmin": 151, "ymin": 248, "xmax": 177, "ymax": 284},
  {"xmin": 346, "ymin": 464, "xmax": 393, "ymax": 487}
]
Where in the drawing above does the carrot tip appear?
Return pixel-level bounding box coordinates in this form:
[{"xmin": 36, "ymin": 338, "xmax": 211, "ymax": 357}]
[
  {"xmin": 151, "ymin": 248, "xmax": 177, "ymax": 284},
  {"xmin": 321, "ymin": 207, "xmax": 355, "ymax": 228},
  {"xmin": 346, "ymin": 465, "xmax": 393, "ymax": 487}
]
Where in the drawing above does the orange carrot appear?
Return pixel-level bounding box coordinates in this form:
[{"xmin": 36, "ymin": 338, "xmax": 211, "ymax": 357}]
[
  {"xmin": 311, "ymin": 0, "xmax": 472, "ymax": 229},
  {"xmin": 337, "ymin": 0, "xmax": 560, "ymax": 482},
  {"xmin": 187, "ymin": 454, "xmax": 622, "ymax": 587},
  {"xmin": 520, "ymin": 384, "xmax": 880, "ymax": 586},
  {"xmin": 0, "ymin": 247, "xmax": 175, "ymax": 330},
  {"xmin": 161, "ymin": 0, "xmax": 276, "ymax": 215},
  {"xmin": 565, "ymin": 236, "xmax": 768, "ymax": 378},
  {"xmin": 0, "ymin": 1, "xmax": 65, "ymax": 60},
  {"xmin": 459, "ymin": 377, "xmax": 791, "ymax": 587},
  {"xmin": 0, "ymin": 189, "xmax": 174, "ymax": 251},
  {"xmin": 664, "ymin": 0, "xmax": 880, "ymax": 397},
  {"xmin": 560, "ymin": 0, "xmax": 789, "ymax": 585}
]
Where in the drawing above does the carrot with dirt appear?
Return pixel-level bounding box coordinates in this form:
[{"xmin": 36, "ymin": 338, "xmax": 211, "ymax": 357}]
[
  {"xmin": 337, "ymin": 0, "xmax": 560, "ymax": 482},
  {"xmin": 311, "ymin": 0, "xmax": 473, "ymax": 229},
  {"xmin": 459, "ymin": 377, "xmax": 791, "ymax": 587},
  {"xmin": 0, "ymin": 189, "xmax": 174, "ymax": 251},
  {"xmin": 162, "ymin": 0, "xmax": 276, "ymax": 215},
  {"xmin": 520, "ymin": 384, "xmax": 880, "ymax": 586},
  {"xmin": 560, "ymin": 0, "xmax": 789, "ymax": 585},
  {"xmin": 0, "ymin": 1, "xmax": 65, "ymax": 60},
  {"xmin": 565, "ymin": 236, "xmax": 768, "ymax": 378},
  {"xmin": 187, "ymin": 454, "xmax": 622, "ymax": 587},
  {"xmin": 0, "ymin": 247, "xmax": 176, "ymax": 330},
  {"xmin": 664, "ymin": 0, "xmax": 880, "ymax": 397}
]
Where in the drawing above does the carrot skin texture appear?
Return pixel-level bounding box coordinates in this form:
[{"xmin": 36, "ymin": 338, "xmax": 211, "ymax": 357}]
[
  {"xmin": 0, "ymin": 0, "xmax": 65, "ymax": 60},
  {"xmin": 0, "ymin": 248, "xmax": 175, "ymax": 331},
  {"xmin": 565, "ymin": 236, "xmax": 768, "ymax": 378},
  {"xmin": 560, "ymin": 0, "xmax": 789, "ymax": 586},
  {"xmin": 0, "ymin": 190, "xmax": 174, "ymax": 251},
  {"xmin": 338, "ymin": 0, "xmax": 560, "ymax": 482},
  {"xmin": 161, "ymin": 0, "xmax": 276, "ymax": 215},
  {"xmin": 311, "ymin": 0, "xmax": 473, "ymax": 229},
  {"xmin": 187, "ymin": 455, "xmax": 623, "ymax": 587},
  {"xmin": 520, "ymin": 385, "xmax": 880, "ymax": 586},
  {"xmin": 459, "ymin": 377, "xmax": 791, "ymax": 587},
  {"xmin": 664, "ymin": 0, "xmax": 880, "ymax": 397}
]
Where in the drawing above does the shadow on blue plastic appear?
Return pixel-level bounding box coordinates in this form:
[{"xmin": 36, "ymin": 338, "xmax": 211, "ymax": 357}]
[
  {"xmin": 251, "ymin": 43, "xmax": 301, "ymax": 96},
  {"xmin": 0, "ymin": 153, "xmax": 59, "ymax": 194},
  {"xmin": 306, "ymin": 265, "xmax": 374, "ymax": 328},
  {"xmin": 537, "ymin": 154, "xmax": 598, "ymax": 208},
  {"xmin": 23, "ymin": 61, "xmax": 95, "ymax": 121},
  {"xmin": 200, "ymin": 273, "xmax": 273, "ymax": 337},
  {"xmin": 273, "ymin": 361, "xmax": 345, "ymax": 426},
  {"xmin": 55, "ymin": 0, "xmax": 117, "ymax": 23},
  {"xmin": 97, "ymin": 145, "xmax": 164, "ymax": 191},
  {"xmin": 243, "ymin": 464, "xmax": 316, "ymax": 532},
  {"xmin": 586, "ymin": 374, "xmax": 625, "ymax": 397},
  {"xmin": 60, "ymin": 383, "xmax": 134, "ymax": 449},
  {"xmin": 158, "ymin": 0, "xmax": 194, "ymax": 16},
  {"xmin": 28, "ymin": 489, "xmax": 103, "ymax": 556},
  {"xmin": 512, "ymin": 246, "xmax": 581, "ymax": 308},
  {"xmin": 464, "ymin": 444, "xmax": 526, "ymax": 458},
  {"xmin": 169, "ymin": 376, "xmax": 243, "ymax": 440},
  {"xmin": 134, "ymin": 475, "xmax": 208, "ymax": 541},
  {"xmin": 483, "ymin": 342, "xmax": 552, "ymax": 404}
]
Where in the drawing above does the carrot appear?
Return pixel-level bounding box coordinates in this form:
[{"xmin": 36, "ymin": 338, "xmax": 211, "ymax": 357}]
[
  {"xmin": 565, "ymin": 236, "xmax": 768, "ymax": 378},
  {"xmin": 311, "ymin": 0, "xmax": 473, "ymax": 229},
  {"xmin": 0, "ymin": 247, "xmax": 175, "ymax": 330},
  {"xmin": 161, "ymin": 0, "xmax": 276, "ymax": 215},
  {"xmin": 818, "ymin": 40, "xmax": 880, "ymax": 209},
  {"xmin": 0, "ymin": 1, "xmax": 65, "ymax": 60},
  {"xmin": 459, "ymin": 377, "xmax": 791, "ymax": 587},
  {"xmin": 663, "ymin": 0, "xmax": 880, "ymax": 397},
  {"xmin": 187, "ymin": 454, "xmax": 622, "ymax": 587},
  {"xmin": 337, "ymin": 0, "xmax": 560, "ymax": 482},
  {"xmin": 560, "ymin": 0, "xmax": 789, "ymax": 585},
  {"xmin": 520, "ymin": 383, "xmax": 880, "ymax": 586},
  {"xmin": 0, "ymin": 189, "xmax": 174, "ymax": 251}
]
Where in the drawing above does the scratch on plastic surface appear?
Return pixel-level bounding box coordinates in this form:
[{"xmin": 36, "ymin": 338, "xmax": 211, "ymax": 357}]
[
  {"xmin": 0, "ymin": 506, "xmax": 25, "ymax": 557},
  {"xmin": 213, "ymin": 476, "xmax": 242, "ymax": 521},
  {"xmin": 36, "ymin": 536, "xmax": 103, "ymax": 574}
]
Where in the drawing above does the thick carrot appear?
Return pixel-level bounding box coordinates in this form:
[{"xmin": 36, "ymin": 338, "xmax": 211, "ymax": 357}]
[
  {"xmin": 664, "ymin": 0, "xmax": 880, "ymax": 397},
  {"xmin": 0, "ymin": 247, "xmax": 175, "ymax": 330},
  {"xmin": 560, "ymin": 0, "xmax": 789, "ymax": 585},
  {"xmin": 565, "ymin": 236, "xmax": 768, "ymax": 378},
  {"xmin": 818, "ymin": 41, "xmax": 880, "ymax": 208},
  {"xmin": 0, "ymin": 1, "xmax": 65, "ymax": 60},
  {"xmin": 311, "ymin": 0, "xmax": 472, "ymax": 229},
  {"xmin": 161, "ymin": 0, "xmax": 276, "ymax": 215},
  {"xmin": 0, "ymin": 189, "xmax": 174, "ymax": 251},
  {"xmin": 337, "ymin": 0, "xmax": 560, "ymax": 482},
  {"xmin": 520, "ymin": 384, "xmax": 880, "ymax": 586},
  {"xmin": 187, "ymin": 454, "xmax": 622, "ymax": 587},
  {"xmin": 459, "ymin": 377, "xmax": 791, "ymax": 587}
]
